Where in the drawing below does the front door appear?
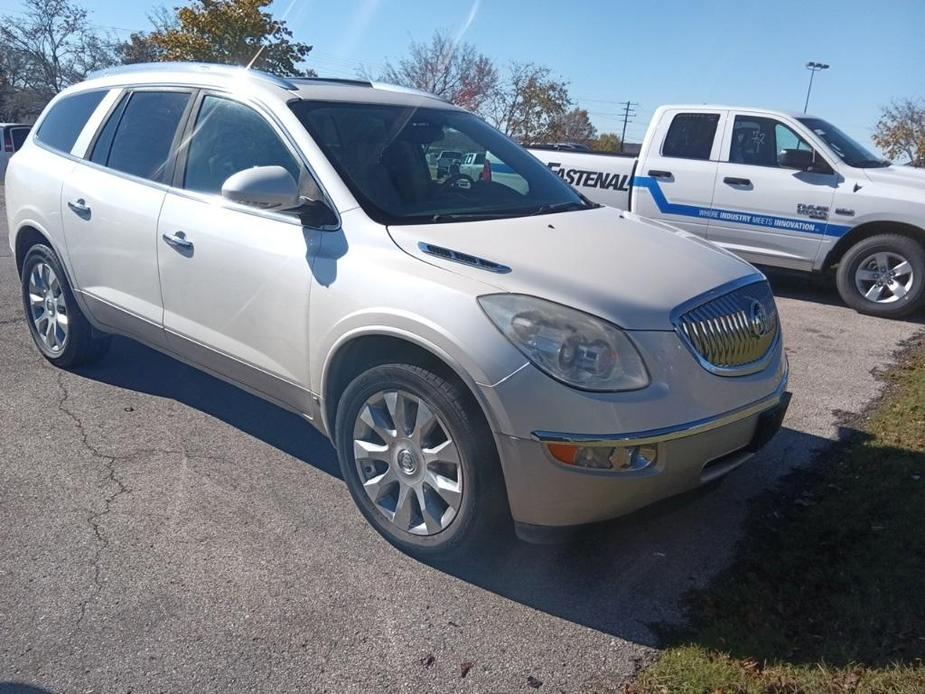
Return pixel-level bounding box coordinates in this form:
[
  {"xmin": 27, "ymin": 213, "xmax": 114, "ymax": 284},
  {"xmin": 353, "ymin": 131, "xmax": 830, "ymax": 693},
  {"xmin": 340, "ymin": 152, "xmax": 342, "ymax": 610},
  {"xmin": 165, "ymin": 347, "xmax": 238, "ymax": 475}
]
[
  {"xmin": 61, "ymin": 88, "xmax": 192, "ymax": 346},
  {"xmin": 156, "ymin": 93, "xmax": 319, "ymax": 413},
  {"xmin": 707, "ymin": 113, "xmax": 838, "ymax": 271}
]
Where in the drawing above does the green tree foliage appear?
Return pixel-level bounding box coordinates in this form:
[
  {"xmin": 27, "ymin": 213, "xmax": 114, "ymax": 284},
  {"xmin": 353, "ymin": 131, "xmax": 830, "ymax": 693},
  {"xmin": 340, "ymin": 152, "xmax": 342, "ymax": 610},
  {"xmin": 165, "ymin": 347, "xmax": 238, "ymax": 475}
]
[
  {"xmin": 591, "ymin": 132, "xmax": 623, "ymax": 153},
  {"xmin": 873, "ymin": 99, "xmax": 925, "ymax": 165},
  {"xmin": 135, "ymin": 0, "xmax": 313, "ymax": 76}
]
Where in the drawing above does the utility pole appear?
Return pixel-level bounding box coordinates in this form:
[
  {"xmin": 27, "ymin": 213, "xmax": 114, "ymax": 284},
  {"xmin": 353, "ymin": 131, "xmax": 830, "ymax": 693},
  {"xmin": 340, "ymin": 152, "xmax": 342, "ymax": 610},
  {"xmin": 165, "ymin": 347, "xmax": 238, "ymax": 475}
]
[
  {"xmin": 618, "ymin": 101, "xmax": 638, "ymax": 152},
  {"xmin": 803, "ymin": 61, "xmax": 829, "ymax": 113}
]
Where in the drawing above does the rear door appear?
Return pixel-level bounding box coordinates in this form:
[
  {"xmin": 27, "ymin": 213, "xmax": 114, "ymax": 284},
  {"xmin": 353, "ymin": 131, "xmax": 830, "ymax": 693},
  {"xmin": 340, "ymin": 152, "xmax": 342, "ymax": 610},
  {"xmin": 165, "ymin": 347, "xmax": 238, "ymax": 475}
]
[
  {"xmin": 61, "ymin": 88, "xmax": 193, "ymax": 347},
  {"xmin": 633, "ymin": 110, "xmax": 725, "ymax": 237},
  {"xmin": 707, "ymin": 112, "xmax": 837, "ymax": 270}
]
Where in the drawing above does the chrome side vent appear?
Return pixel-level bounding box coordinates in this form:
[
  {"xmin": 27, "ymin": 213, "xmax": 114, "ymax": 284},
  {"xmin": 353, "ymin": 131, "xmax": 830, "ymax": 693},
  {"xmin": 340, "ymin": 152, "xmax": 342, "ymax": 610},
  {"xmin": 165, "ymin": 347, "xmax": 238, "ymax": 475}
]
[
  {"xmin": 417, "ymin": 242, "xmax": 511, "ymax": 274},
  {"xmin": 673, "ymin": 278, "xmax": 780, "ymax": 377}
]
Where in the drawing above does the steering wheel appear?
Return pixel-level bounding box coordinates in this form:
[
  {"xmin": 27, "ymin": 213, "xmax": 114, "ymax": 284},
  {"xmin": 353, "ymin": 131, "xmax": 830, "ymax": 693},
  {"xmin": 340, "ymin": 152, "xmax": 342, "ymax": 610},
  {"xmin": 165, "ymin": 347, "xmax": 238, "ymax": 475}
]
[{"xmin": 439, "ymin": 173, "xmax": 474, "ymax": 192}]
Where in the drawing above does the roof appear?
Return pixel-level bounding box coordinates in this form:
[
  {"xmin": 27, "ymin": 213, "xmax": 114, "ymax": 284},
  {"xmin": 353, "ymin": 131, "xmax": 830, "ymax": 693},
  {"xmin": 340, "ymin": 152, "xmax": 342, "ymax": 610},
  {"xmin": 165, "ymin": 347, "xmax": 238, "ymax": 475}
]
[
  {"xmin": 657, "ymin": 104, "xmax": 816, "ymax": 120},
  {"xmin": 84, "ymin": 62, "xmax": 456, "ymax": 110}
]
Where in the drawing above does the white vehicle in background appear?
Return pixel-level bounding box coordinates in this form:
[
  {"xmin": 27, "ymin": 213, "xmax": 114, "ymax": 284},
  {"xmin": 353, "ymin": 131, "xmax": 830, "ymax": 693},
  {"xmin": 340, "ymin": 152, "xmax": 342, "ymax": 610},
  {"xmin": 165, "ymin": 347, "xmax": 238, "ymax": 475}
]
[
  {"xmin": 529, "ymin": 105, "xmax": 925, "ymax": 318},
  {"xmin": 1, "ymin": 123, "xmax": 32, "ymax": 181}
]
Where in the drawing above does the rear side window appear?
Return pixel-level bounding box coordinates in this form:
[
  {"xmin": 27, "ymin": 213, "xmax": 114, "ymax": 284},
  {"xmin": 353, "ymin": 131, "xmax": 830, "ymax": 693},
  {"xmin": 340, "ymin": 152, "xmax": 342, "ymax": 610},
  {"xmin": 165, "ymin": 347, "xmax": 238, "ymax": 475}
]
[
  {"xmin": 95, "ymin": 91, "xmax": 190, "ymax": 182},
  {"xmin": 183, "ymin": 95, "xmax": 300, "ymax": 195},
  {"xmin": 11, "ymin": 127, "xmax": 30, "ymax": 150},
  {"xmin": 662, "ymin": 113, "xmax": 720, "ymax": 160},
  {"xmin": 35, "ymin": 90, "xmax": 106, "ymax": 154}
]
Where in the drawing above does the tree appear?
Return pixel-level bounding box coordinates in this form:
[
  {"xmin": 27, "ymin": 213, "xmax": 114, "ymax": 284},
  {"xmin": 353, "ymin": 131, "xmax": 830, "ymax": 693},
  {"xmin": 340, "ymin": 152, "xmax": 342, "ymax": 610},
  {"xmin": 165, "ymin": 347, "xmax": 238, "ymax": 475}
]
[
  {"xmin": 487, "ymin": 63, "xmax": 571, "ymax": 143},
  {"xmin": 377, "ymin": 31, "xmax": 498, "ymax": 113},
  {"xmin": 145, "ymin": 0, "xmax": 313, "ymax": 76},
  {"xmin": 548, "ymin": 108, "xmax": 597, "ymax": 145},
  {"xmin": 116, "ymin": 8, "xmax": 175, "ymax": 65},
  {"xmin": 0, "ymin": 0, "xmax": 116, "ymax": 114},
  {"xmin": 873, "ymin": 99, "xmax": 925, "ymax": 165},
  {"xmin": 591, "ymin": 132, "xmax": 622, "ymax": 153}
]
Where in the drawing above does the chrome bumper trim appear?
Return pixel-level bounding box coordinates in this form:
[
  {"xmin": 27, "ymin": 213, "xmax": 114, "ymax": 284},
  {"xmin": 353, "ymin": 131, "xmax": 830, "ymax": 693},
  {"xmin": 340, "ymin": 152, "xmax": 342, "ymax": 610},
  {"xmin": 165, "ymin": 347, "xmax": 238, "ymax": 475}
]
[{"xmin": 532, "ymin": 374, "xmax": 788, "ymax": 448}]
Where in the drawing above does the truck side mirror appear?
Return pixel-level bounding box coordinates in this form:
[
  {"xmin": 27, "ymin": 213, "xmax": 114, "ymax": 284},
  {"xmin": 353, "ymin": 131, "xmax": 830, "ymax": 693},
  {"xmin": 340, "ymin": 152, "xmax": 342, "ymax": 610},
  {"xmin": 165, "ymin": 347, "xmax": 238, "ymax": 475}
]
[{"xmin": 778, "ymin": 148, "xmax": 832, "ymax": 174}]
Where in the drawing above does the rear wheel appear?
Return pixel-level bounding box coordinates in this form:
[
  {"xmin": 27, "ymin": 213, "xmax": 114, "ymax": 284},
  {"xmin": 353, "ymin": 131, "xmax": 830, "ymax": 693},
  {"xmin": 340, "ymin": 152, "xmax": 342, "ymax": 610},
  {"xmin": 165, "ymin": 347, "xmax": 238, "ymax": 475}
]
[
  {"xmin": 335, "ymin": 363, "xmax": 509, "ymax": 558},
  {"xmin": 20, "ymin": 244, "xmax": 110, "ymax": 367},
  {"xmin": 835, "ymin": 234, "xmax": 925, "ymax": 318}
]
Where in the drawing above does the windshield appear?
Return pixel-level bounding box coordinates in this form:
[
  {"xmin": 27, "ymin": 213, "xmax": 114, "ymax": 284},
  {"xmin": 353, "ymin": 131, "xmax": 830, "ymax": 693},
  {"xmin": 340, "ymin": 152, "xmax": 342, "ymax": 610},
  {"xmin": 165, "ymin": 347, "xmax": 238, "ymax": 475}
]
[
  {"xmin": 797, "ymin": 117, "xmax": 890, "ymax": 168},
  {"xmin": 290, "ymin": 101, "xmax": 591, "ymax": 224}
]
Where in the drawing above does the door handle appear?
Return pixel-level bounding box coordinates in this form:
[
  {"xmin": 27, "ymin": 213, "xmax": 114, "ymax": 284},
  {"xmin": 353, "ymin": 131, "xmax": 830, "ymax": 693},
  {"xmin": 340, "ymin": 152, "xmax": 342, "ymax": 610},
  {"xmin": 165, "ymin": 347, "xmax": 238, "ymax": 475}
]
[
  {"xmin": 162, "ymin": 231, "xmax": 194, "ymax": 250},
  {"xmin": 723, "ymin": 177, "xmax": 752, "ymax": 186},
  {"xmin": 648, "ymin": 169, "xmax": 673, "ymax": 179},
  {"xmin": 67, "ymin": 199, "xmax": 91, "ymax": 218}
]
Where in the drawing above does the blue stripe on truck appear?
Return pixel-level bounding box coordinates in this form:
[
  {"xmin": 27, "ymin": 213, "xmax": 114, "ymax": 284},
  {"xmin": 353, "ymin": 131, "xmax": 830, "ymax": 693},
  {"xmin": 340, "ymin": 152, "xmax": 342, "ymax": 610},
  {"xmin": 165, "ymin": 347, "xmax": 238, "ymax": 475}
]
[{"xmin": 632, "ymin": 176, "xmax": 851, "ymax": 238}]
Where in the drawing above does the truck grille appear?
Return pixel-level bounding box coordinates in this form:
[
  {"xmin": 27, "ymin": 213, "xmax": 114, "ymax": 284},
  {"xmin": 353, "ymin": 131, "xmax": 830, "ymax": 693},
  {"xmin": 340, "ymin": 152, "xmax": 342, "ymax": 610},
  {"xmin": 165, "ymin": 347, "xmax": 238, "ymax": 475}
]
[{"xmin": 674, "ymin": 279, "xmax": 779, "ymax": 376}]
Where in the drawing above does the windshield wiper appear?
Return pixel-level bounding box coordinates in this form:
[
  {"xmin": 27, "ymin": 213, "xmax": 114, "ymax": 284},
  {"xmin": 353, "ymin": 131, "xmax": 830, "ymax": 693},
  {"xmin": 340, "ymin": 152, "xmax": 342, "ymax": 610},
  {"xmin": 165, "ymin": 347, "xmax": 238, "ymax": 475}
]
[
  {"xmin": 529, "ymin": 200, "xmax": 592, "ymax": 216},
  {"xmin": 852, "ymin": 159, "xmax": 891, "ymax": 168},
  {"xmin": 429, "ymin": 211, "xmax": 517, "ymax": 222}
]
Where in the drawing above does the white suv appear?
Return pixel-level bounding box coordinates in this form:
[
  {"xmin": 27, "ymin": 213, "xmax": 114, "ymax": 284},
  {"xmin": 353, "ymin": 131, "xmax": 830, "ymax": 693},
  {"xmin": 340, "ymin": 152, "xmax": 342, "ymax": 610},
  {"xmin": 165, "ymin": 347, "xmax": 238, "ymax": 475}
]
[{"xmin": 6, "ymin": 63, "xmax": 789, "ymax": 556}]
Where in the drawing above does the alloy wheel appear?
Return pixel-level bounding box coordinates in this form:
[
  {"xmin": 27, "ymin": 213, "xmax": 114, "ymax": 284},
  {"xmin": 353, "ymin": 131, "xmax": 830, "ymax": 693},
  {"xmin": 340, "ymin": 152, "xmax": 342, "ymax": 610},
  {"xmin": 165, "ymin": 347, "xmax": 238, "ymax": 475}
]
[
  {"xmin": 27, "ymin": 262, "xmax": 68, "ymax": 353},
  {"xmin": 352, "ymin": 390, "xmax": 463, "ymax": 536},
  {"xmin": 854, "ymin": 252, "xmax": 915, "ymax": 304}
]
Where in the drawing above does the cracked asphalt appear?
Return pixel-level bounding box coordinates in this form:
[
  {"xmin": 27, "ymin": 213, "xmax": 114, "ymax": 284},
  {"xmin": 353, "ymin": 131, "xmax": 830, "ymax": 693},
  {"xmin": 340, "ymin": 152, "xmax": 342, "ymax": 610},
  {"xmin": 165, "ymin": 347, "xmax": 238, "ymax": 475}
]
[{"xmin": 1, "ymin": 195, "xmax": 922, "ymax": 693}]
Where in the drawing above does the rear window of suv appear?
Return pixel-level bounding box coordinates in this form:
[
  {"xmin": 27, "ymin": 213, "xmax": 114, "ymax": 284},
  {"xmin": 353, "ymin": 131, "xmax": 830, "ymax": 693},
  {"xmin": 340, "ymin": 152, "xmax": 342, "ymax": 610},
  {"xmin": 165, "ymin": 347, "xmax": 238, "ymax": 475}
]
[{"xmin": 35, "ymin": 90, "xmax": 106, "ymax": 154}]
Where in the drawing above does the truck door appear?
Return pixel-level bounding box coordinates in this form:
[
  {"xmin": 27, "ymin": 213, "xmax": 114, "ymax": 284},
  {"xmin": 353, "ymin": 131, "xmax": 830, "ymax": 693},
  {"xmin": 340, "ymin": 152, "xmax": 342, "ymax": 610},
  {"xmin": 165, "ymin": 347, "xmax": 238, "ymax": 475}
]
[
  {"xmin": 633, "ymin": 110, "xmax": 724, "ymax": 238},
  {"xmin": 707, "ymin": 112, "xmax": 837, "ymax": 271}
]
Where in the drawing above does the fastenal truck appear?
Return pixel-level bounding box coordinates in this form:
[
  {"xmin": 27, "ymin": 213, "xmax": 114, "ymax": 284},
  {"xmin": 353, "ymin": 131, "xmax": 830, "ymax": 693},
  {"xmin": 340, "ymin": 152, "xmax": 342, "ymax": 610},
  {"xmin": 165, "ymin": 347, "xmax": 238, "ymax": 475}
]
[{"xmin": 529, "ymin": 106, "xmax": 925, "ymax": 317}]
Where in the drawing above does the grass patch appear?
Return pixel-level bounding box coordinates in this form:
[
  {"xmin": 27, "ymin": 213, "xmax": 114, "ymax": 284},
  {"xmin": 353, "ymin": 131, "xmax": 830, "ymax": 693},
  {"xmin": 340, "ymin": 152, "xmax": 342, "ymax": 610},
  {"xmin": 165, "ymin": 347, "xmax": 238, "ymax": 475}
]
[{"xmin": 631, "ymin": 336, "xmax": 925, "ymax": 693}]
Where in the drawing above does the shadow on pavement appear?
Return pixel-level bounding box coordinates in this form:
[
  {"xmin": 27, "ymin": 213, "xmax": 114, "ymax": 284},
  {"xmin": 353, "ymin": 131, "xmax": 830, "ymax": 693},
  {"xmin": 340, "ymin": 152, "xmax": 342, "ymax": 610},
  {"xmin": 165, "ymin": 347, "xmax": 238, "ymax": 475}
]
[
  {"xmin": 761, "ymin": 266, "xmax": 925, "ymax": 323},
  {"xmin": 72, "ymin": 336, "xmax": 341, "ymax": 479},
  {"xmin": 0, "ymin": 684, "xmax": 56, "ymax": 694},
  {"xmin": 67, "ymin": 335, "xmax": 923, "ymax": 665}
]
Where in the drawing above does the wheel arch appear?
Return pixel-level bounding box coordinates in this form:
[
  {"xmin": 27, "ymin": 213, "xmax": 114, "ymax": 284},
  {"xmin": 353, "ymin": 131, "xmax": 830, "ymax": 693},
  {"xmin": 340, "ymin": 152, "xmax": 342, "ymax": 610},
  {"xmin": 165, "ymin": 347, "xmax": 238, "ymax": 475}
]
[
  {"xmin": 824, "ymin": 220, "xmax": 925, "ymax": 271},
  {"xmin": 320, "ymin": 331, "xmax": 500, "ymax": 445}
]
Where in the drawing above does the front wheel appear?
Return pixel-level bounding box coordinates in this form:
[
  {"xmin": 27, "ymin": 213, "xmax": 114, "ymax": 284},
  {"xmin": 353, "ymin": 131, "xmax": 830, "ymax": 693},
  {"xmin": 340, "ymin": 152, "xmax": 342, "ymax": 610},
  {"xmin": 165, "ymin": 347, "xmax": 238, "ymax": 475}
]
[
  {"xmin": 334, "ymin": 363, "xmax": 509, "ymax": 559},
  {"xmin": 835, "ymin": 234, "xmax": 925, "ymax": 318}
]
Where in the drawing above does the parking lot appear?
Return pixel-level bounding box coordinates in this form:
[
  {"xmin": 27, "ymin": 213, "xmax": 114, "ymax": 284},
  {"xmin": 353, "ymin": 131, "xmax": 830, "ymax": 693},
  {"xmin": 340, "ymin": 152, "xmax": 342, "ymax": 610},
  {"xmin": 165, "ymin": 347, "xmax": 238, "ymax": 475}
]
[{"xmin": 0, "ymin": 194, "xmax": 922, "ymax": 693}]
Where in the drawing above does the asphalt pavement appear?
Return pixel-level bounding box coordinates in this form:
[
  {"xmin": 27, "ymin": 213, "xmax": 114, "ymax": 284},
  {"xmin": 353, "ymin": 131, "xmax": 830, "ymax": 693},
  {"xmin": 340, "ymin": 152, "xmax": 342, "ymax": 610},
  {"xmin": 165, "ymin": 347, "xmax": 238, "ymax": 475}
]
[{"xmin": 1, "ymin": 197, "xmax": 922, "ymax": 693}]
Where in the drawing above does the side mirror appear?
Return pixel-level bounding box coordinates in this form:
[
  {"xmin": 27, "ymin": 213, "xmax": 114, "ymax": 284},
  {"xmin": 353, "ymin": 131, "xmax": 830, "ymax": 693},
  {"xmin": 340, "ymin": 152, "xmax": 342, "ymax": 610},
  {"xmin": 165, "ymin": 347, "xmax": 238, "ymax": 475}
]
[
  {"xmin": 221, "ymin": 166, "xmax": 301, "ymax": 210},
  {"xmin": 778, "ymin": 148, "xmax": 832, "ymax": 174}
]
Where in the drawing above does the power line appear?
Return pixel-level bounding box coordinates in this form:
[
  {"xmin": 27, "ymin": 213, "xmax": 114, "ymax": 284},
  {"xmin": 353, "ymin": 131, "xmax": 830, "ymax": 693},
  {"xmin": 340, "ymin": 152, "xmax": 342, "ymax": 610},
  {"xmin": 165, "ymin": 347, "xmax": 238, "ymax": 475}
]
[{"xmin": 615, "ymin": 101, "xmax": 639, "ymax": 151}]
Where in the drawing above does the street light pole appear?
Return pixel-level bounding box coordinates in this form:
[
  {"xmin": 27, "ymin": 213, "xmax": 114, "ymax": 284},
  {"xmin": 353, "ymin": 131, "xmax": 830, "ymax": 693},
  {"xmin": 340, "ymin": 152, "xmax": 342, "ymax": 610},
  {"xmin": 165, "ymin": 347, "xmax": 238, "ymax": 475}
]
[{"xmin": 804, "ymin": 61, "xmax": 829, "ymax": 113}]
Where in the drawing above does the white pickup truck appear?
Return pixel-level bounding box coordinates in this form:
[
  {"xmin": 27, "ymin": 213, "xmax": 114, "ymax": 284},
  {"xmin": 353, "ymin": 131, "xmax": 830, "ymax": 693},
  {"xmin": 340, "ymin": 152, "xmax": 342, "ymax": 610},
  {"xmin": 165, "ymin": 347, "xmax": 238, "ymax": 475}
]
[{"xmin": 529, "ymin": 105, "xmax": 925, "ymax": 317}]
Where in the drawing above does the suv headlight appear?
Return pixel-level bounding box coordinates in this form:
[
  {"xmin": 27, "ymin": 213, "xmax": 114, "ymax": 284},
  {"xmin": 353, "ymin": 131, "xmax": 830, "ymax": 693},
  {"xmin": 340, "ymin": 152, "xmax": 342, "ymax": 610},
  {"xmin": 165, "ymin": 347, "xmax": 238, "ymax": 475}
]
[{"xmin": 478, "ymin": 294, "xmax": 649, "ymax": 392}]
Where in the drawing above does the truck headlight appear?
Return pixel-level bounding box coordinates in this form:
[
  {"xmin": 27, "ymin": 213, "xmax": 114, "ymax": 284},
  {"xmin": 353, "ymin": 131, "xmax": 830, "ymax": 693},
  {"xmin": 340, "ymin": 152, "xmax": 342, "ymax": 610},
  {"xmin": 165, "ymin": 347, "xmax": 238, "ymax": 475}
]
[{"xmin": 478, "ymin": 294, "xmax": 649, "ymax": 392}]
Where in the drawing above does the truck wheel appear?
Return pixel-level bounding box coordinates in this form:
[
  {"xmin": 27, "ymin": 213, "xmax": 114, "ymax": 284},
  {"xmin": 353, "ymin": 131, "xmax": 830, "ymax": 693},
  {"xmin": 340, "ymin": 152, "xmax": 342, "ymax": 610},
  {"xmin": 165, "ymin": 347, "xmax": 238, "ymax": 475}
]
[
  {"xmin": 20, "ymin": 244, "xmax": 111, "ymax": 367},
  {"xmin": 334, "ymin": 363, "xmax": 509, "ymax": 559},
  {"xmin": 835, "ymin": 234, "xmax": 925, "ymax": 318}
]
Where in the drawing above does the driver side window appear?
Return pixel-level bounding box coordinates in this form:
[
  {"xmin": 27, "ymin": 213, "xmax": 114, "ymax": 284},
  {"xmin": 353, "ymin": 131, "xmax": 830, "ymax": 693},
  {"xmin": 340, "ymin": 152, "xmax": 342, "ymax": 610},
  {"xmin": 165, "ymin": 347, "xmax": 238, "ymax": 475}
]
[
  {"xmin": 183, "ymin": 95, "xmax": 301, "ymax": 195},
  {"xmin": 729, "ymin": 115, "xmax": 814, "ymax": 169}
]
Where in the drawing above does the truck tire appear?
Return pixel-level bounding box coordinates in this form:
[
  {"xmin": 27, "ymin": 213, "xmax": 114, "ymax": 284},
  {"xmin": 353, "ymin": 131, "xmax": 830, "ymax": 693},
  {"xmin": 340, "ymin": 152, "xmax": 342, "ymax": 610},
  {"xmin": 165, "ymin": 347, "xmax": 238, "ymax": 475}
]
[
  {"xmin": 335, "ymin": 363, "xmax": 510, "ymax": 559},
  {"xmin": 835, "ymin": 234, "xmax": 925, "ymax": 318}
]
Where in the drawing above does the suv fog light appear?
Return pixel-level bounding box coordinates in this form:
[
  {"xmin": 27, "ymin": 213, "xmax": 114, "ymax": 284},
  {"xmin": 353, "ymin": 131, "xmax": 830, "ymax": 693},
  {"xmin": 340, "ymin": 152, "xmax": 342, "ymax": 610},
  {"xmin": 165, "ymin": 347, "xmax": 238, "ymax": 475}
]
[{"xmin": 546, "ymin": 443, "xmax": 657, "ymax": 471}]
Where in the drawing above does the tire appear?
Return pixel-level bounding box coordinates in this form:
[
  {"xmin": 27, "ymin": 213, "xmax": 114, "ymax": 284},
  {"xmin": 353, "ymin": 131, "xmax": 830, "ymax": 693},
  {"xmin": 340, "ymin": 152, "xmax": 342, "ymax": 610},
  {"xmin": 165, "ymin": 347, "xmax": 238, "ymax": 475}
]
[
  {"xmin": 835, "ymin": 234, "xmax": 925, "ymax": 318},
  {"xmin": 334, "ymin": 363, "xmax": 510, "ymax": 559},
  {"xmin": 20, "ymin": 243, "xmax": 111, "ymax": 368}
]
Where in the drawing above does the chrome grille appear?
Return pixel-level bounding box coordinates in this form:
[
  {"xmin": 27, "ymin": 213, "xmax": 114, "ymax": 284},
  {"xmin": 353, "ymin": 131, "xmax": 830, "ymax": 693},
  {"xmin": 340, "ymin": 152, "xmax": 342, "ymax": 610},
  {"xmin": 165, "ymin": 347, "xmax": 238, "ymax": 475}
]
[{"xmin": 674, "ymin": 280, "xmax": 779, "ymax": 376}]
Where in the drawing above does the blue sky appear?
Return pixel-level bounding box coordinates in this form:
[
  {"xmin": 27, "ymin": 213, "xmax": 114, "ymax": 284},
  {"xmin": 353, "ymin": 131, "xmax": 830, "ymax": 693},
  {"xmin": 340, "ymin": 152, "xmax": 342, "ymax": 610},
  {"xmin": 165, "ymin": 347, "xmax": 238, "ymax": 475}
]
[{"xmin": 3, "ymin": 0, "xmax": 922, "ymax": 152}]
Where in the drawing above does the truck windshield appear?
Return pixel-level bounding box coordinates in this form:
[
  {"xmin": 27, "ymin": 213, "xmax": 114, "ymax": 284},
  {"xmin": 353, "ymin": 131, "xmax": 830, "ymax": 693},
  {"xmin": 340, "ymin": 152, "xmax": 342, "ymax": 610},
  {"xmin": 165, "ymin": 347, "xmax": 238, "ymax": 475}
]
[
  {"xmin": 290, "ymin": 100, "xmax": 591, "ymax": 225},
  {"xmin": 797, "ymin": 117, "xmax": 890, "ymax": 168}
]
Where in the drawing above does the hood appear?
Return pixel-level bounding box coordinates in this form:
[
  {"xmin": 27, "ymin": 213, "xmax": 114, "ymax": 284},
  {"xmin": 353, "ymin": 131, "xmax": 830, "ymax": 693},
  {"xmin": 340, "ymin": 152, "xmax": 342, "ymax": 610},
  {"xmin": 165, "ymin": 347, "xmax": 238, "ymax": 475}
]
[
  {"xmin": 862, "ymin": 164, "xmax": 925, "ymax": 193},
  {"xmin": 387, "ymin": 206, "xmax": 759, "ymax": 331}
]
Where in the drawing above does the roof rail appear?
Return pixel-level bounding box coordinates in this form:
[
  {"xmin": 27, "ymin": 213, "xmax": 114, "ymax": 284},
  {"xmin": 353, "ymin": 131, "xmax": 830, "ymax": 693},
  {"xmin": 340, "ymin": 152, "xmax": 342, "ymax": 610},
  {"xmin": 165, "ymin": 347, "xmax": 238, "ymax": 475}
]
[
  {"xmin": 288, "ymin": 76, "xmax": 373, "ymax": 88},
  {"xmin": 370, "ymin": 82, "xmax": 448, "ymax": 102},
  {"xmin": 87, "ymin": 62, "xmax": 298, "ymax": 90}
]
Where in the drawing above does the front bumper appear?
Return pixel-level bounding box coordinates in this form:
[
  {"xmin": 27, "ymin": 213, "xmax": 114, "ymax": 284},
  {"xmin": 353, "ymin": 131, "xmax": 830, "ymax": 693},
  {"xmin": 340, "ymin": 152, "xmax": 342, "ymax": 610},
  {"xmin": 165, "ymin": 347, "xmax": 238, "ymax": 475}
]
[{"xmin": 492, "ymin": 377, "xmax": 790, "ymax": 530}]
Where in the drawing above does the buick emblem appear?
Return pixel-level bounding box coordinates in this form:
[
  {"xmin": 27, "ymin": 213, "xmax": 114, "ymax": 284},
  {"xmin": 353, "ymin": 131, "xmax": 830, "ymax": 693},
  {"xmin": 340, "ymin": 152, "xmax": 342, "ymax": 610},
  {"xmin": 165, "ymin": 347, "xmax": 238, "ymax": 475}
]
[{"xmin": 749, "ymin": 300, "xmax": 770, "ymax": 338}]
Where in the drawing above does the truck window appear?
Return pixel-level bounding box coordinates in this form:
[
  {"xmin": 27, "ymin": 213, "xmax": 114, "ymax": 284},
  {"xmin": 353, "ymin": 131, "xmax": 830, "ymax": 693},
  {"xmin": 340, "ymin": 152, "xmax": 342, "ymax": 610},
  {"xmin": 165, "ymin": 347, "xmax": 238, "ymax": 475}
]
[
  {"xmin": 729, "ymin": 116, "xmax": 812, "ymax": 168},
  {"xmin": 661, "ymin": 113, "xmax": 719, "ymax": 160}
]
